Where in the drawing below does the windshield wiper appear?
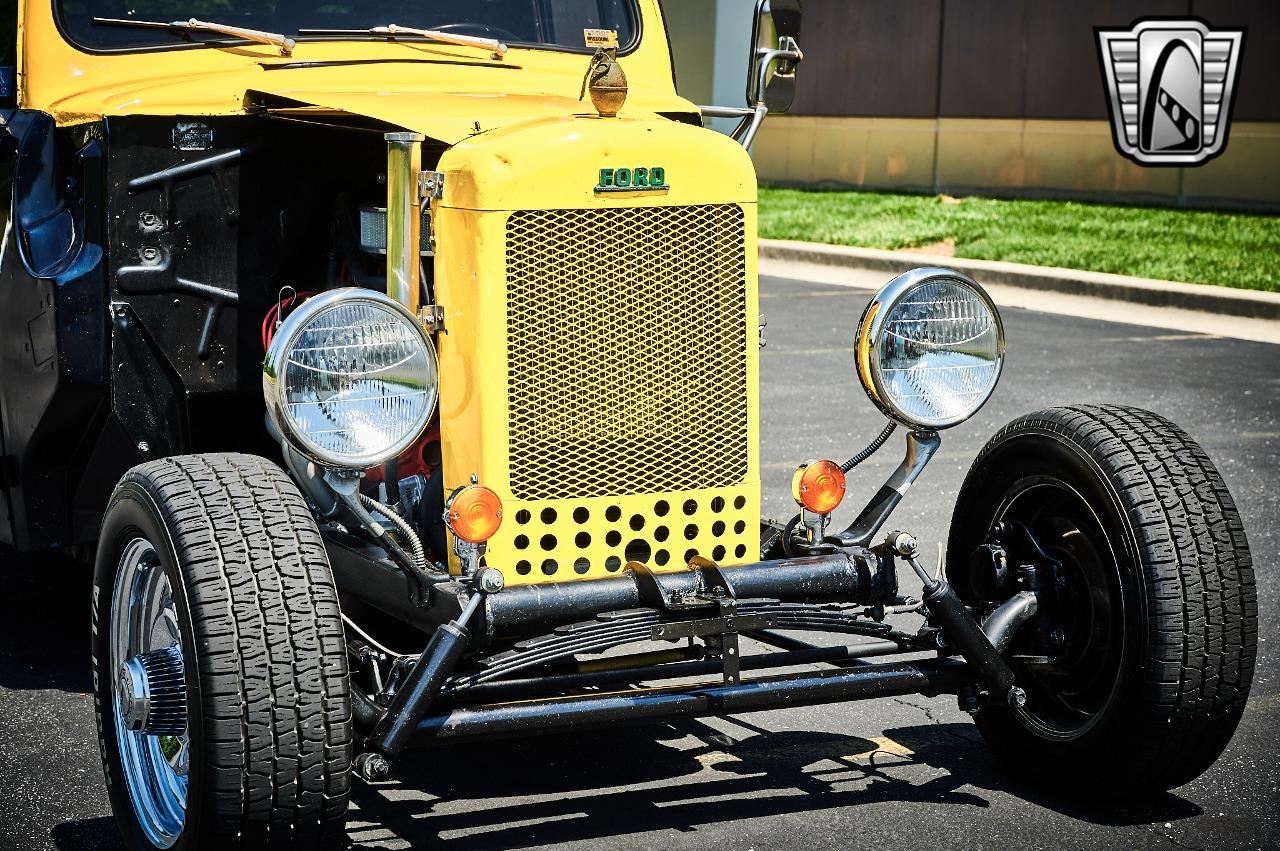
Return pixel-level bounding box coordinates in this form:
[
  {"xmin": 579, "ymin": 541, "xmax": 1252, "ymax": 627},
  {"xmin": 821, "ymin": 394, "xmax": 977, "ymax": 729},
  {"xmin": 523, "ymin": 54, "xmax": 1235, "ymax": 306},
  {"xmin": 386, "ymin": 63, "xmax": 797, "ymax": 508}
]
[
  {"xmin": 93, "ymin": 17, "xmax": 296, "ymax": 56},
  {"xmin": 298, "ymin": 24, "xmax": 508, "ymax": 59}
]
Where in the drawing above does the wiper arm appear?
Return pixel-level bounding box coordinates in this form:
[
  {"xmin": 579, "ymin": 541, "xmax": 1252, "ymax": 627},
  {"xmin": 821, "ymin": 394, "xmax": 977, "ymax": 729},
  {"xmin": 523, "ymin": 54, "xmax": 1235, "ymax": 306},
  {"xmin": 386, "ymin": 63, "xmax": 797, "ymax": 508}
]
[
  {"xmin": 93, "ymin": 17, "xmax": 296, "ymax": 56},
  {"xmin": 298, "ymin": 24, "xmax": 508, "ymax": 59}
]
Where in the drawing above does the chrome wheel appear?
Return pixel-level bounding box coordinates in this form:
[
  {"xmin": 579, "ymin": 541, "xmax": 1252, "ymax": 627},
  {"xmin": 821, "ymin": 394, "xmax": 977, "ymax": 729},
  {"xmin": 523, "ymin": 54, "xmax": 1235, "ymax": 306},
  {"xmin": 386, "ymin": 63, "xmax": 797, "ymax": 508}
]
[{"xmin": 110, "ymin": 537, "xmax": 189, "ymax": 848}]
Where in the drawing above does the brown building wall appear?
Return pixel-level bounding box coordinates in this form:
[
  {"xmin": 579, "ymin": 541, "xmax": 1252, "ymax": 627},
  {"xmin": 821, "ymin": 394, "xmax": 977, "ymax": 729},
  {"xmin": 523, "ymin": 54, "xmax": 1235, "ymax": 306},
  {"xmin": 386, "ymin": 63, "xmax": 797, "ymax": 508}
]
[{"xmin": 759, "ymin": 0, "xmax": 1280, "ymax": 207}]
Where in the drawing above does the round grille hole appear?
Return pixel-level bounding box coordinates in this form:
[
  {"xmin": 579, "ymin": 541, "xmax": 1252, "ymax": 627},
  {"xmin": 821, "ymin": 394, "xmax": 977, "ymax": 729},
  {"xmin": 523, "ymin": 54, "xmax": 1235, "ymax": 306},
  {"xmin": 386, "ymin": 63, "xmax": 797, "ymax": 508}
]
[
  {"xmin": 711, "ymin": 496, "xmax": 726, "ymax": 513},
  {"xmin": 684, "ymin": 549, "xmax": 698, "ymax": 564},
  {"xmin": 735, "ymin": 544, "xmax": 747, "ymax": 559},
  {"xmin": 712, "ymin": 521, "xmax": 726, "ymax": 537},
  {"xmin": 655, "ymin": 550, "xmax": 671, "ymax": 566},
  {"xmin": 682, "ymin": 499, "xmax": 698, "ymax": 516},
  {"xmin": 629, "ymin": 514, "xmax": 645, "ymax": 532},
  {"xmin": 734, "ymin": 520, "xmax": 746, "ymax": 535},
  {"xmin": 541, "ymin": 559, "xmax": 559, "ymax": 575},
  {"xmin": 514, "ymin": 535, "xmax": 530, "ymax": 550},
  {"xmin": 515, "ymin": 509, "xmax": 532, "ymax": 525},
  {"xmin": 540, "ymin": 507, "xmax": 558, "ymax": 524},
  {"xmin": 573, "ymin": 558, "xmax": 590, "ymax": 575},
  {"xmin": 734, "ymin": 496, "xmax": 746, "ymax": 510},
  {"xmin": 625, "ymin": 540, "xmax": 652, "ymax": 564},
  {"xmin": 573, "ymin": 507, "xmax": 590, "ymax": 524},
  {"xmin": 605, "ymin": 556, "xmax": 622, "ymax": 572},
  {"xmin": 516, "ymin": 560, "xmax": 532, "ymax": 575},
  {"xmin": 606, "ymin": 530, "xmax": 622, "ymax": 547},
  {"xmin": 575, "ymin": 531, "xmax": 591, "ymax": 549},
  {"xmin": 712, "ymin": 545, "xmax": 726, "ymax": 561},
  {"xmin": 655, "ymin": 526, "xmax": 670, "ymax": 542},
  {"xmin": 605, "ymin": 505, "xmax": 622, "ymax": 522},
  {"xmin": 655, "ymin": 500, "xmax": 670, "ymax": 516},
  {"xmin": 684, "ymin": 524, "xmax": 699, "ymax": 541},
  {"xmin": 540, "ymin": 534, "xmax": 557, "ymax": 552}
]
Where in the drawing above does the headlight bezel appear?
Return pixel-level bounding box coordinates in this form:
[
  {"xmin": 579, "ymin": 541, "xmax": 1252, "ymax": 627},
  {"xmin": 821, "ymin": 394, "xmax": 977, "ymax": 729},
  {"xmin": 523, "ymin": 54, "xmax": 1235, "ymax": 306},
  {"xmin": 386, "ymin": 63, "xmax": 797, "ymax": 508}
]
[
  {"xmin": 263, "ymin": 287, "xmax": 439, "ymax": 470},
  {"xmin": 855, "ymin": 267, "xmax": 1006, "ymax": 431}
]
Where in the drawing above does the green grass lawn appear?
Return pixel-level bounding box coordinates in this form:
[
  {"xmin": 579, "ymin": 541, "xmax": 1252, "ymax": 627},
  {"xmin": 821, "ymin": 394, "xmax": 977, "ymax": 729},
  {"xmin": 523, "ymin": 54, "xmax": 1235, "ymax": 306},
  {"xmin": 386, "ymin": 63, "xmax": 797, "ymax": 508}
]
[{"xmin": 758, "ymin": 188, "xmax": 1280, "ymax": 292}]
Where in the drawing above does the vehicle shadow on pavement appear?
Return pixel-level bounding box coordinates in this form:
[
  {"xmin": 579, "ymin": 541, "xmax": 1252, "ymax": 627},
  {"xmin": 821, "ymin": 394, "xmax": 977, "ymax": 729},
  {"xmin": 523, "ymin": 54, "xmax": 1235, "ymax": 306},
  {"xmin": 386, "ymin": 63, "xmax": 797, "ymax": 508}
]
[
  {"xmin": 0, "ymin": 547, "xmax": 94, "ymax": 694},
  {"xmin": 347, "ymin": 717, "xmax": 1203, "ymax": 849},
  {"xmin": 50, "ymin": 817, "xmax": 122, "ymax": 851}
]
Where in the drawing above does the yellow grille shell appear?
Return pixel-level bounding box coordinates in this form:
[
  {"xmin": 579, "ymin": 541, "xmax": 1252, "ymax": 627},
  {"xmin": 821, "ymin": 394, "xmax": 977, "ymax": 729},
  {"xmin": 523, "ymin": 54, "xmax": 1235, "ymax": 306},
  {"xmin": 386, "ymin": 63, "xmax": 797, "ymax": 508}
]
[{"xmin": 432, "ymin": 118, "xmax": 760, "ymax": 586}]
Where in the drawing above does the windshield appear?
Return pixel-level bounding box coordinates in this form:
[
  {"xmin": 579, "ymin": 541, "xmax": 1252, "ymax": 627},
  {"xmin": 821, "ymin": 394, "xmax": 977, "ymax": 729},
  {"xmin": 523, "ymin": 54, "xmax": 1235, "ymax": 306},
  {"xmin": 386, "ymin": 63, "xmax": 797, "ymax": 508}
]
[{"xmin": 56, "ymin": 0, "xmax": 639, "ymax": 53}]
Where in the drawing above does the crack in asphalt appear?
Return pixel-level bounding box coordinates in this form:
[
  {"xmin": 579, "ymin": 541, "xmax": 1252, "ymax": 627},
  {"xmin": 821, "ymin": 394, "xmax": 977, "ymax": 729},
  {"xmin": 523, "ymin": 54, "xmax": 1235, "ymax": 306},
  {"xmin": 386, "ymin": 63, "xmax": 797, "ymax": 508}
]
[
  {"xmin": 889, "ymin": 696, "xmax": 984, "ymax": 746},
  {"xmin": 1143, "ymin": 825, "xmax": 1207, "ymax": 851}
]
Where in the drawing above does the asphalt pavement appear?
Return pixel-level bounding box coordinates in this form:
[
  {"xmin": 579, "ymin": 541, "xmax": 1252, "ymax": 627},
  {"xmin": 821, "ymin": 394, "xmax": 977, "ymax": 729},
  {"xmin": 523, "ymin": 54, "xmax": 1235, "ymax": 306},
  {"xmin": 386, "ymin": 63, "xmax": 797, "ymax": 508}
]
[{"xmin": 1, "ymin": 272, "xmax": 1276, "ymax": 850}]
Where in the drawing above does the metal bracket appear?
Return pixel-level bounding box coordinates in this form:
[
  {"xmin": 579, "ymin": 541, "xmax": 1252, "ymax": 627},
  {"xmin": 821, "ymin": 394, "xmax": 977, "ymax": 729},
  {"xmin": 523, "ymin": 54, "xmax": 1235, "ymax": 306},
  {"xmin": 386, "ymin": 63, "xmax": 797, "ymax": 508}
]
[
  {"xmin": 417, "ymin": 304, "xmax": 445, "ymax": 333},
  {"xmin": 651, "ymin": 601, "xmax": 772, "ymax": 685},
  {"xmin": 650, "ymin": 611, "xmax": 773, "ymax": 642},
  {"xmin": 418, "ymin": 171, "xmax": 445, "ymax": 200},
  {"xmin": 636, "ymin": 557, "xmax": 768, "ymax": 684}
]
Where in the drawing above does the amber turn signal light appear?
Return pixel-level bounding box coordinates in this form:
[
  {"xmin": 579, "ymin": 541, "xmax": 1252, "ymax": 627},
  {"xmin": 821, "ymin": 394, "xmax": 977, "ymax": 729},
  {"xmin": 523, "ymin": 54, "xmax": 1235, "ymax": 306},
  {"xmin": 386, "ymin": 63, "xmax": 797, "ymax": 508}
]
[
  {"xmin": 791, "ymin": 460, "xmax": 846, "ymax": 515},
  {"xmin": 446, "ymin": 485, "xmax": 504, "ymax": 543}
]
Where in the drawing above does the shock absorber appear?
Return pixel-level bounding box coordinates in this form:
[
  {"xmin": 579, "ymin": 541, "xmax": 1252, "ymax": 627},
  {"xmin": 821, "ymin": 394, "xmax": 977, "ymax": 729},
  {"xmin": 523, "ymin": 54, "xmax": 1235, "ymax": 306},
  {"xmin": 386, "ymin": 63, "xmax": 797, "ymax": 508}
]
[{"xmin": 889, "ymin": 531, "xmax": 1025, "ymax": 709}]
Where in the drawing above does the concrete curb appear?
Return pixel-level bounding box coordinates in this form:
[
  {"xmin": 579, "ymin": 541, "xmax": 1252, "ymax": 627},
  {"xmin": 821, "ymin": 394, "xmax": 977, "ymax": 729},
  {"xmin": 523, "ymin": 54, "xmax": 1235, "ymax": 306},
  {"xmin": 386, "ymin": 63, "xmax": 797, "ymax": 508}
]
[{"xmin": 759, "ymin": 239, "xmax": 1280, "ymax": 322}]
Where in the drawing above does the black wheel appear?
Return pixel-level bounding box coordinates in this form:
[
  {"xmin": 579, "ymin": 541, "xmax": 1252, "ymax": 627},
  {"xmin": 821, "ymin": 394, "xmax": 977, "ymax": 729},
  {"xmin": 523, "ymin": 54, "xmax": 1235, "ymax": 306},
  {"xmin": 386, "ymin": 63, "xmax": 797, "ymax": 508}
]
[
  {"xmin": 92, "ymin": 454, "xmax": 352, "ymax": 849},
  {"xmin": 947, "ymin": 405, "xmax": 1256, "ymax": 798}
]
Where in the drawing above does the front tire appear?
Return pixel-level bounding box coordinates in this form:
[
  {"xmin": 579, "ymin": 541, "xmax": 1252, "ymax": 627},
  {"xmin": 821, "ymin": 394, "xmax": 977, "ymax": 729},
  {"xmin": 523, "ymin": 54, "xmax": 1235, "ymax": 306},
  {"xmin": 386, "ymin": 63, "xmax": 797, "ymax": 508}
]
[
  {"xmin": 948, "ymin": 405, "xmax": 1256, "ymax": 798},
  {"xmin": 93, "ymin": 454, "xmax": 352, "ymax": 849}
]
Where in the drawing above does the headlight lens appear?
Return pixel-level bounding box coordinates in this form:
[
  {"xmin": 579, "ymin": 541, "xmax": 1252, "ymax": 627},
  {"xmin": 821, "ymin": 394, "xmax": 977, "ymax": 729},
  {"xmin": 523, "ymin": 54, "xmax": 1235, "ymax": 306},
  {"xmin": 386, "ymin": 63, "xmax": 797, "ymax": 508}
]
[
  {"xmin": 264, "ymin": 289, "xmax": 438, "ymax": 469},
  {"xmin": 856, "ymin": 268, "xmax": 1005, "ymax": 430}
]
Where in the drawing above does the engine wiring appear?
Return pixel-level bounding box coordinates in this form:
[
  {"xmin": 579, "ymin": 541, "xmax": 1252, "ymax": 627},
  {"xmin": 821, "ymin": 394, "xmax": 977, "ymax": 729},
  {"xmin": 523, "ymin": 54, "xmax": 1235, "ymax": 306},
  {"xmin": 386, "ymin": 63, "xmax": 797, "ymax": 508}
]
[
  {"xmin": 842, "ymin": 420, "xmax": 897, "ymax": 472},
  {"xmin": 260, "ymin": 288, "xmax": 319, "ymax": 350}
]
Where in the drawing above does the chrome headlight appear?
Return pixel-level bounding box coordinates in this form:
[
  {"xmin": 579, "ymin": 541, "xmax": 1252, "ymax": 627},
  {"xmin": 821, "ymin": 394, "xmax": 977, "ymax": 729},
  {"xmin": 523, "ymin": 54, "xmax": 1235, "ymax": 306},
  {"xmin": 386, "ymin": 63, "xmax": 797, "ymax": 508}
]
[
  {"xmin": 264, "ymin": 288, "xmax": 438, "ymax": 469},
  {"xmin": 855, "ymin": 268, "xmax": 1005, "ymax": 430}
]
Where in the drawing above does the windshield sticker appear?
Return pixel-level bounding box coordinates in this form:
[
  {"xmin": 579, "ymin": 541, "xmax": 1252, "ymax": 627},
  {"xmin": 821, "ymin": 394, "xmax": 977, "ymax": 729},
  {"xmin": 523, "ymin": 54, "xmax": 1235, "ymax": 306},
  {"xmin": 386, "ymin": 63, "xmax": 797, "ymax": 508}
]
[{"xmin": 584, "ymin": 29, "xmax": 620, "ymax": 49}]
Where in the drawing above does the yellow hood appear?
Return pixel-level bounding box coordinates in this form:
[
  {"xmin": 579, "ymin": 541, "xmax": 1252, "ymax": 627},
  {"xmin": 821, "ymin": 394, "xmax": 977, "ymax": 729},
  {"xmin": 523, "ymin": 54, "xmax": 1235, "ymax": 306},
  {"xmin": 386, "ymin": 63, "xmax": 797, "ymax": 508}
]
[{"xmin": 21, "ymin": 2, "xmax": 696, "ymax": 144}]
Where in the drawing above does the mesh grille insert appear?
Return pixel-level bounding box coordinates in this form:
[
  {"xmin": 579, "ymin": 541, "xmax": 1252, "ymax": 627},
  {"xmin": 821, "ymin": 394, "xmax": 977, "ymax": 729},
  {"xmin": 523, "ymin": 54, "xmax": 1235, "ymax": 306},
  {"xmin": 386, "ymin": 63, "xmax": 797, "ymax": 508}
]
[{"xmin": 505, "ymin": 204, "xmax": 750, "ymax": 500}]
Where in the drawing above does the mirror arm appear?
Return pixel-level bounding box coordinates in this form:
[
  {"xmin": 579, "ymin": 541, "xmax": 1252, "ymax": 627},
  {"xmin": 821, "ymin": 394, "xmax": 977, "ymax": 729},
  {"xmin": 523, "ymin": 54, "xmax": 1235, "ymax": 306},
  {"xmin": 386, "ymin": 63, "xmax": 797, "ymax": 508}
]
[
  {"xmin": 735, "ymin": 104, "xmax": 769, "ymax": 148},
  {"xmin": 697, "ymin": 104, "xmax": 769, "ymax": 149}
]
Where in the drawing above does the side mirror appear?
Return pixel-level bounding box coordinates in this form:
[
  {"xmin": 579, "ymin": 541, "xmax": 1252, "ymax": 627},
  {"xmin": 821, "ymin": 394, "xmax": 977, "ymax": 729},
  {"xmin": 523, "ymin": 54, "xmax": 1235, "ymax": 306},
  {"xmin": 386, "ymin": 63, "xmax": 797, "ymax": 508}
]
[{"xmin": 746, "ymin": 0, "xmax": 803, "ymax": 114}]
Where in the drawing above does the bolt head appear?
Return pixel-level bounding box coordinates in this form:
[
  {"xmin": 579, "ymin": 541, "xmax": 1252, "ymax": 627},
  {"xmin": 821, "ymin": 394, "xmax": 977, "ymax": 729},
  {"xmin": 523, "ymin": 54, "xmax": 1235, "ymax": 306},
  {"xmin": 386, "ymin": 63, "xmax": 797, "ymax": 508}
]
[
  {"xmin": 891, "ymin": 531, "xmax": 918, "ymax": 557},
  {"xmin": 1008, "ymin": 686, "xmax": 1028, "ymax": 708},
  {"xmin": 478, "ymin": 568, "xmax": 504, "ymax": 594},
  {"xmin": 357, "ymin": 752, "xmax": 391, "ymax": 782}
]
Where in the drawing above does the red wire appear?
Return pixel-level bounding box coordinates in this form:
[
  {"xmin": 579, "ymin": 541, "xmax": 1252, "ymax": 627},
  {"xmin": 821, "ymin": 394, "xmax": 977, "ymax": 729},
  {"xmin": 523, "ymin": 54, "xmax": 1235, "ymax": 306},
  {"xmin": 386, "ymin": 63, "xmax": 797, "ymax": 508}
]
[{"xmin": 261, "ymin": 291, "xmax": 320, "ymax": 350}]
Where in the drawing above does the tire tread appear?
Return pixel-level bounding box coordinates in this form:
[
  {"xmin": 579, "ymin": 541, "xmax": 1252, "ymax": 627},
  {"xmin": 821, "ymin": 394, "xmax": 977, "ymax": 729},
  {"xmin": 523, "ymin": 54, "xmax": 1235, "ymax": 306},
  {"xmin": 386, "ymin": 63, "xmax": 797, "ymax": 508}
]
[
  {"xmin": 120, "ymin": 453, "xmax": 351, "ymax": 847},
  {"xmin": 954, "ymin": 405, "xmax": 1255, "ymax": 795}
]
